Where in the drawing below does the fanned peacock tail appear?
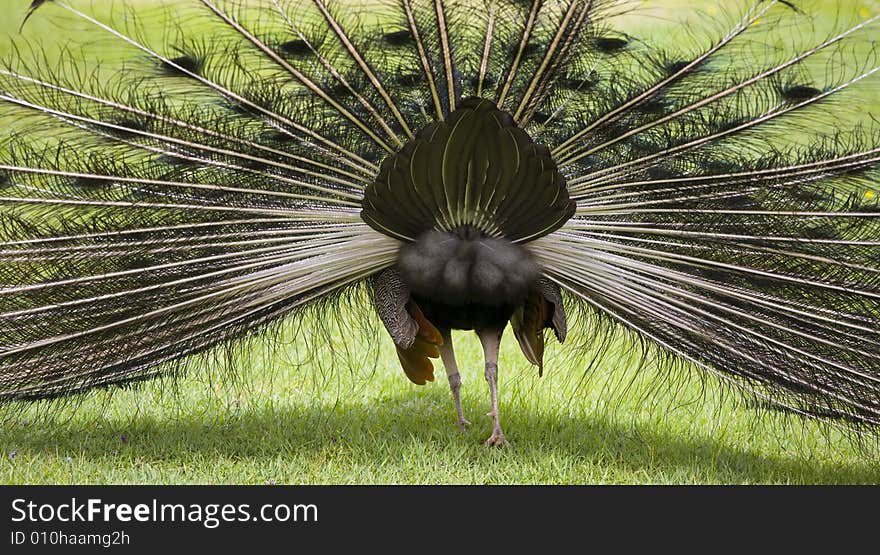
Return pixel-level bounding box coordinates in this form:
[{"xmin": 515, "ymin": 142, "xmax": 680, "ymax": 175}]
[{"xmin": 1, "ymin": 0, "xmax": 878, "ymax": 441}]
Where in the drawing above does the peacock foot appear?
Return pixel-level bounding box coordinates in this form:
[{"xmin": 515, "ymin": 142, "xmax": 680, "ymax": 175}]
[{"xmin": 484, "ymin": 428, "xmax": 507, "ymax": 447}]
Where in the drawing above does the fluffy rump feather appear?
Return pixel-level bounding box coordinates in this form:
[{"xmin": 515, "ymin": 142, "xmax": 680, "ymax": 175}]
[{"xmin": 397, "ymin": 229, "xmax": 539, "ymax": 306}]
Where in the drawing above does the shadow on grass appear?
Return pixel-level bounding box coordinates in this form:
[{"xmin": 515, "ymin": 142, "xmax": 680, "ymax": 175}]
[{"xmin": 3, "ymin": 387, "xmax": 879, "ymax": 484}]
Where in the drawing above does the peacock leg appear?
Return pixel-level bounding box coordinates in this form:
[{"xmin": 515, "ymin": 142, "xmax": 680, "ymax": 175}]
[
  {"xmin": 478, "ymin": 327, "xmax": 507, "ymax": 447},
  {"xmin": 438, "ymin": 330, "xmax": 470, "ymax": 430}
]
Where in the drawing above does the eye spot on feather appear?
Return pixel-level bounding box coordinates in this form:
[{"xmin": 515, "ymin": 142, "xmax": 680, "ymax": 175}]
[
  {"xmin": 645, "ymin": 165, "xmax": 675, "ymax": 180},
  {"xmin": 162, "ymin": 55, "xmax": 203, "ymax": 77},
  {"xmin": 508, "ymin": 42, "xmax": 543, "ymax": 59},
  {"xmin": 782, "ymin": 85, "xmax": 822, "ymax": 103},
  {"xmin": 531, "ymin": 112, "xmax": 551, "ymax": 124},
  {"xmin": 469, "ymin": 74, "xmax": 497, "ymax": 89},
  {"xmin": 329, "ymin": 83, "xmax": 354, "ymax": 97},
  {"xmin": 522, "ymin": 42, "xmax": 543, "ymax": 57},
  {"xmin": 238, "ymin": 157, "xmax": 266, "ymax": 171},
  {"xmin": 159, "ymin": 154, "xmax": 201, "ymax": 169},
  {"xmin": 558, "ymin": 73, "xmax": 599, "ymax": 91},
  {"xmin": 123, "ymin": 256, "xmax": 157, "ymax": 271},
  {"xmin": 396, "ymin": 73, "xmax": 421, "ymax": 87},
  {"xmin": 701, "ymin": 159, "xmax": 740, "ymax": 174},
  {"xmin": 788, "ymin": 187, "xmax": 828, "ymax": 204},
  {"xmin": 667, "ymin": 60, "xmax": 692, "ymax": 74},
  {"xmin": 261, "ymin": 129, "xmax": 295, "ymax": 143},
  {"xmin": 278, "ymin": 39, "xmax": 311, "ymax": 57},
  {"xmin": 71, "ymin": 176, "xmax": 110, "ymax": 190},
  {"xmin": 637, "ymin": 97, "xmax": 666, "ymax": 113},
  {"xmin": 227, "ymin": 101, "xmax": 261, "ymax": 117},
  {"xmin": 593, "ymin": 36, "xmax": 628, "ymax": 53},
  {"xmin": 109, "ymin": 117, "xmax": 150, "ymax": 139},
  {"xmin": 803, "ymin": 223, "xmax": 839, "ymax": 240},
  {"xmin": 628, "ymin": 135, "xmax": 661, "ymax": 154},
  {"xmin": 115, "ymin": 117, "xmax": 148, "ymax": 131},
  {"xmin": 717, "ymin": 117, "xmax": 749, "ymax": 133},
  {"xmin": 383, "ymin": 30, "xmax": 413, "ymax": 46}
]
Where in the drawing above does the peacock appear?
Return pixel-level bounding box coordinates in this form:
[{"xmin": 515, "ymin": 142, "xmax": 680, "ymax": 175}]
[{"xmin": 1, "ymin": 0, "xmax": 878, "ymax": 447}]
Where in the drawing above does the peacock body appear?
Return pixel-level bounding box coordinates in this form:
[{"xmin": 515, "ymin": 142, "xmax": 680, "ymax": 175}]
[{"xmin": 1, "ymin": 0, "xmax": 879, "ymax": 446}]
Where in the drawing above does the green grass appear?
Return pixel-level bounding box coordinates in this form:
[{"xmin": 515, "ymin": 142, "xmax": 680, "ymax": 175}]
[
  {"xmin": 3, "ymin": 307, "xmax": 879, "ymax": 485},
  {"xmin": 2, "ymin": 1, "xmax": 880, "ymax": 484}
]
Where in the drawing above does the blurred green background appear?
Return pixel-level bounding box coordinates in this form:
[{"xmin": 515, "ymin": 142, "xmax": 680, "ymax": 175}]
[{"xmin": 1, "ymin": 0, "xmax": 879, "ymax": 484}]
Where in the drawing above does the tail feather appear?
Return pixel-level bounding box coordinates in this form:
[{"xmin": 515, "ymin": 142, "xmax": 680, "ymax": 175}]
[{"xmin": 1, "ymin": 0, "xmax": 408, "ymax": 398}]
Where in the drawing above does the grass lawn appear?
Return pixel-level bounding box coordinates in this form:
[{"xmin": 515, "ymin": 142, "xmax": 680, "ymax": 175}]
[
  {"xmin": 3, "ymin": 310, "xmax": 880, "ymax": 484},
  {"xmin": 1, "ymin": 0, "xmax": 879, "ymax": 484}
]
